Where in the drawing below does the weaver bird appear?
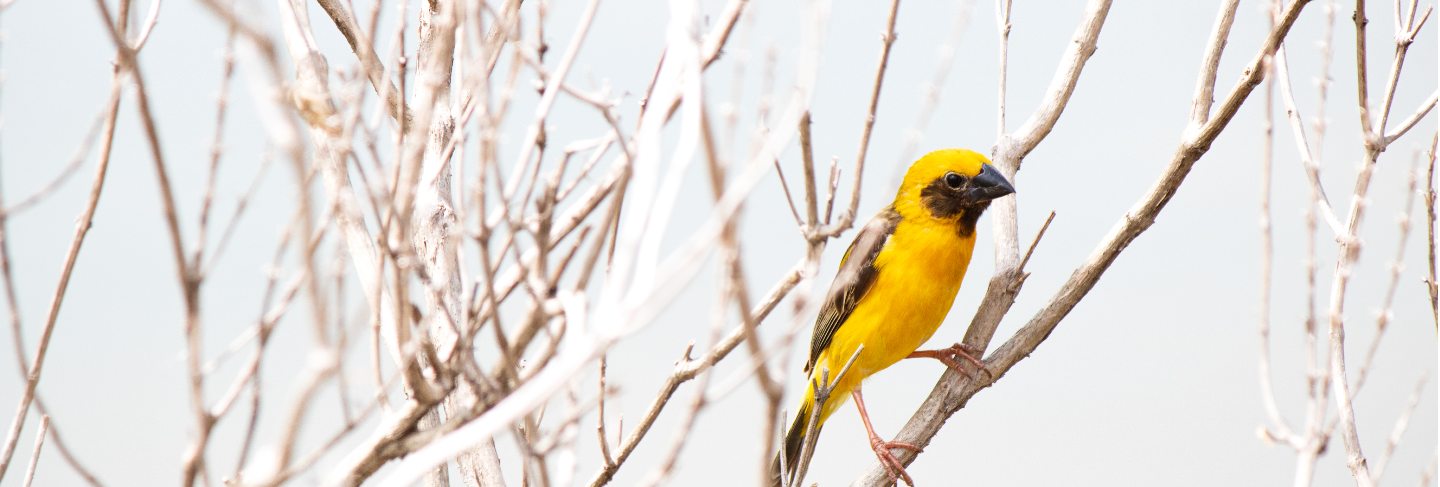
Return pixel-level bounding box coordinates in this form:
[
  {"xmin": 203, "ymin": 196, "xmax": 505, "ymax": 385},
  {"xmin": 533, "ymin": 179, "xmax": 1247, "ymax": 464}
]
[{"xmin": 771, "ymin": 149, "xmax": 1014, "ymax": 486}]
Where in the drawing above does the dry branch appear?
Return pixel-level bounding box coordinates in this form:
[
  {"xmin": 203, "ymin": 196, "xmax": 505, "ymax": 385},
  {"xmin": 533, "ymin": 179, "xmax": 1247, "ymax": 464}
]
[{"xmin": 0, "ymin": 37, "xmax": 127, "ymax": 487}]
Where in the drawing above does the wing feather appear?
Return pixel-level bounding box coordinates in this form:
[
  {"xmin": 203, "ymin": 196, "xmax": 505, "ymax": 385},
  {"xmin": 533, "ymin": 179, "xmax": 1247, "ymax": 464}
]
[{"xmin": 804, "ymin": 207, "xmax": 900, "ymax": 373}]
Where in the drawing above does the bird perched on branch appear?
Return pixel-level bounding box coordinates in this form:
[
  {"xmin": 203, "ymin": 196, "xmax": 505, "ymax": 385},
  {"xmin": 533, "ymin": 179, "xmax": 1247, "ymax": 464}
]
[{"xmin": 771, "ymin": 148, "xmax": 1014, "ymax": 486}]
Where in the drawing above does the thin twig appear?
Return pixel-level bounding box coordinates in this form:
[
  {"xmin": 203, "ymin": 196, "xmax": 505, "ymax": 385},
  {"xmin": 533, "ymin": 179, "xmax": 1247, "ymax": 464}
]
[
  {"xmin": 1425, "ymin": 132, "xmax": 1437, "ymax": 328},
  {"xmin": 1, "ymin": 112, "xmax": 105, "ymax": 217},
  {"xmin": 1017, "ymin": 211, "xmax": 1056, "ymax": 274},
  {"xmin": 994, "ymin": 0, "xmax": 1012, "ymax": 138},
  {"xmin": 587, "ymin": 267, "xmax": 803, "ymax": 486},
  {"xmin": 787, "ymin": 345, "xmax": 864, "ymax": 487},
  {"xmin": 20, "ymin": 416, "xmax": 46, "ymax": 487},
  {"xmin": 1371, "ymin": 375, "xmax": 1428, "ymax": 483},
  {"xmin": 1189, "ymin": 0, "xmax": 1241, "ymax": 127},
  {"xmin": 1275, "ymin": 44, "xmax": 1345, "ymax": 234},
  {"xmin": 1383, "ymin": 90, "xmax": 1437, "ymax": 146},
  {"xmin": 0, "ymin": 64, "xmax": 124, "ymax": 487},
  {"xmin": 1325, "ymin": 2, "xmax": 1433, "ymax": 483},
  {"xmin": 816, "ymin": 0, "xmax": 901, "ymax": 238},
  {"xmin": 798, "ymin": 111, "xmax": 819, "ymax": 228},
  {"xmin": 1256, "ymin": 23, "xmax": 1295, "ymax": 446}
]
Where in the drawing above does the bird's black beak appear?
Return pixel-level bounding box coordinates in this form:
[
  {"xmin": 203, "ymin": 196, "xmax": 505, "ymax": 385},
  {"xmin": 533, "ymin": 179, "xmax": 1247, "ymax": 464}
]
[{"xmin": 969, "ymin": 163, "xmax": 1015, "ymax": 202}]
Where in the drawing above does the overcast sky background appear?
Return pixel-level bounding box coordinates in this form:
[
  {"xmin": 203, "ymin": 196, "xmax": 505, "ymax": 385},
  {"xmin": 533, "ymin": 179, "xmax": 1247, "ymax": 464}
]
[{"xmin": 0, "ymin": 0, "xmax": 1435, "ymax": 486}]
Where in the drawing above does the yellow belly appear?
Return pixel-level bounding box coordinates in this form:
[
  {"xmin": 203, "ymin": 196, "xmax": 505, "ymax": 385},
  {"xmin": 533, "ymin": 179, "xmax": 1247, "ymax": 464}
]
[{"xmin": 808, "ymin": 221, "xmax": 975, "ymax": 422}]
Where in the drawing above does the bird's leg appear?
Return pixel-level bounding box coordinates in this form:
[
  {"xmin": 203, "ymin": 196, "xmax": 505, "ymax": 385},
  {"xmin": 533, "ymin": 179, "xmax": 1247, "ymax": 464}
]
[
  {"xmin": 907, "ymin": 342, "xmax": 993, "ymax": 380},
  {"xmin": 851, "ymin": 387, "xmax": 919, "ymax": 486}
]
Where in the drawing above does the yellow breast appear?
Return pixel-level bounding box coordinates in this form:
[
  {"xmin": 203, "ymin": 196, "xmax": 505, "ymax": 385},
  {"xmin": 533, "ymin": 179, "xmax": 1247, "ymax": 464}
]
[{"xmin": 813, "ymin": 217, "xmax": 976, "ymax": 400}]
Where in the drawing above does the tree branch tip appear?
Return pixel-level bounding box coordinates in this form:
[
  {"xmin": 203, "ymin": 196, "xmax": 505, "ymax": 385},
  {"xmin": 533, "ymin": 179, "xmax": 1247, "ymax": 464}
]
[{"xmin": 1257, "ymin": 426, "xmax": 1284, "ymax": 445}]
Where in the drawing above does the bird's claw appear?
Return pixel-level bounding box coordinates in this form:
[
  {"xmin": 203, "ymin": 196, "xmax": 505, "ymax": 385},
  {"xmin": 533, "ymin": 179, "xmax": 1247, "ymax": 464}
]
[
  {"xmin": 909, "ymin": 342, "xmax": 994, "ymax": 381},
  {"xmin": 869, "ymin": 437, "xmax": 919, "ymax": 486}
]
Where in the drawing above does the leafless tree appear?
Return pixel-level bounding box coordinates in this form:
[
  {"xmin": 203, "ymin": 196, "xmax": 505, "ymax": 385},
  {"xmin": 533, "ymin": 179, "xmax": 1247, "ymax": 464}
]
[
  {"xmin": 0, "ymin": 0, "xmax": 1431, "ymax": 486},
  {"xmin": 1255, "ymin": 1, "xmax": 1437, "ymax": 486}
]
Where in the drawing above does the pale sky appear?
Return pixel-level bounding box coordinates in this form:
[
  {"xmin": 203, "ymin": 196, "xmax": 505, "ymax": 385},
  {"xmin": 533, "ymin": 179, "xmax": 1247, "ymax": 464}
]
[{"xmin": 0, "ymin": 0, "xmax": 1435, "ymax": 486}]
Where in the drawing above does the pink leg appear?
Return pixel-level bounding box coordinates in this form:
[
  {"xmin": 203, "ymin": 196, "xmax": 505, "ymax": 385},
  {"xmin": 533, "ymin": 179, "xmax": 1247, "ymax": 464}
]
[{"xmin": 852, "ymin": 387, "xmax": 919, "ymax": 486}]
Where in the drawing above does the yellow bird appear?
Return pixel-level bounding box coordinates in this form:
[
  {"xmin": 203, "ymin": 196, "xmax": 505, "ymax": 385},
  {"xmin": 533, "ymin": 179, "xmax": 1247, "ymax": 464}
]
[{"xmin": 771, "ymin": 149, "xmax": 1014, "ymax": 486}]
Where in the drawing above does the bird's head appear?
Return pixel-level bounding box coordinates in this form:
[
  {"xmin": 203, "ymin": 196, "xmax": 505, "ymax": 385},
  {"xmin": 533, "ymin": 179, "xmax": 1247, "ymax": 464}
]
[{"xmin": 893, "ymin": 149, "xmax": 1015, "ymax": 235}]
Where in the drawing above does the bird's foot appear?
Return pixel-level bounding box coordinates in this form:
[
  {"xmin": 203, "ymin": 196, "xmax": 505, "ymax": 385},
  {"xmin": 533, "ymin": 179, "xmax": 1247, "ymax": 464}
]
[
  {"xmin": 868, "ymin": 436, "xmax": 920, "ymax": 486},
  {"xmin": 908, "ymin": 342, "xmax": 993, "ymax": 381}
]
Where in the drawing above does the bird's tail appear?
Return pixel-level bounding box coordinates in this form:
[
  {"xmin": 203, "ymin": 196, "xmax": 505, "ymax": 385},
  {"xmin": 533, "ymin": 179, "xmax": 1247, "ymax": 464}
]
[{"xmin": 769, "ymin": 399, "xmax": 818, "ymax": 487}]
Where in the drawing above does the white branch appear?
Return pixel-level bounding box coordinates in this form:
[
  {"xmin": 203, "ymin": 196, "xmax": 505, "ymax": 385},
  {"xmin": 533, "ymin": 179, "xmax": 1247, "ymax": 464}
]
[
  {"xmin": 1007, "ymin": 0, "xmax": 1113, "ymax": 157},
  {"xmin": 1189, "ymin": 0, "xmax": 1241, "ymax": 127}
]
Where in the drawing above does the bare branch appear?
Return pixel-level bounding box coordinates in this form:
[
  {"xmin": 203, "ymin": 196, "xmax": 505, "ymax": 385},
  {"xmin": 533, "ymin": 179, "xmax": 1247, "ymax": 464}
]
[
  {"xmin": 20, "ymin": 416, "xmax": 46, "ymax": 487},
  {"xmin": 1275, "ymin": 44, "xmax": 1346, "ymax": 234},
  {"xmin": 799, "ymin": 111, "xmax": 819, "ymax": 227},
  {"xmin": 1323, "ymin": 0, "xmax": 1433, "ymax": 481},
  {"xmin": 130, "ymin": 0, "xmax": 162, "ymax": 50},
  {"xmin": 994, "ymin": 0, "xmax": 1012, "ymax": 137},
  {"xmin": 1017, "ymin": 211, "xmax": 1055, "ymax": 273},
  {"xmin": 771, "ymin": 158, "xmax": 805, "ymax": 228},
  {"xmin": 1007, "ymin": 0, "xmax": 1113, "ymax": 157},
  {"xmin": 1353, "ymin": 0, "xmax": 1373, "ymax": 133},
  {"xmin": 314, "ymin": 0, "xmax": 406, "ymax": 122},
  {"xmin": 0, "ymin": 65, "xmax": 124, "ymax": 487},
  {"xmin": 1189, "ymin": 0, "xmax": 1241, "ymax": 127},
  {"xmin": 1256, "ymin": 22, "xmax": 1296, "ymax": 446},
  {"xmin": 17, "ymin": 0, "xmax": 1431, "ymax": 485},
  {"xmin": 962, "ymin": 0, "xmax": 1113, "ymax": 357},
  {"xmin": 786, "ymin": 345, "xmax": 864, "ymax": 487},
  {"xmin": 1, "ymin": 112, "xmax": 105, "ymax": 217},
  {"xmin": 1426, "ymin": 132, "xmax": 1438, "ymax": 328},
  {"xmin": 1371, "ymin": 3, "xmax": 1431, "ymax": 139},
  {"xmin": 587, "ymin": 267, "xmax": 803, "ymax": 486},
  {"xmin": 1382, "ymin": 90, "xmax": 1437, "ymax": 146},
  {"xmin": 1350, "ymin": 156, "xmax": 1424, "ymax": 395},
  {"xmin": 1371, "ymin": 375, "xmax": 1428, "ymax": 483},
  {"xmin": 816, "ymin": 0, "xmax": 900, "ymax": 237}
]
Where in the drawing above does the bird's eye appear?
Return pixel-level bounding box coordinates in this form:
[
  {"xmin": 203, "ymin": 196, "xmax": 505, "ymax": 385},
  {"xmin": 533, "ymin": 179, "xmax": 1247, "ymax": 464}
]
[{"xmin": 944, "ymin": 172, "xmax": 965, "ymax": 189}]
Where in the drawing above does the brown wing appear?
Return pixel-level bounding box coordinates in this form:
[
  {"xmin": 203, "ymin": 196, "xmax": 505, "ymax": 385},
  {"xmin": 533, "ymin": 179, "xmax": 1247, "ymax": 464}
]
[{"xmin": 804, "ymin": 207, "xmax": 900, "ymax": 373}]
